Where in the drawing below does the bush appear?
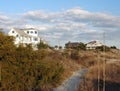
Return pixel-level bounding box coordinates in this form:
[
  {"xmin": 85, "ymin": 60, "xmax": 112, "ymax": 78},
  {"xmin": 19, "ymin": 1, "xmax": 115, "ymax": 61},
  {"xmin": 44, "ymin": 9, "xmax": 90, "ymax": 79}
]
[
  {"xmin": 37, "ymin": 42, "xmax": 49, "ymax": 49},
  {"xmin": 0, "ymin": 32, "xmax": 64, "ymax": 91},
  {"xmin": 78, "ymin": 42, "xmax": 86, "ymax": 50},
  {"xmin": 110, "ymin": 46, "xmax": 117, "ymax": 49},
  {"xmin": 36, "ymin": 58, "xmax": 64, "ymax": 90},
  {"xmin": 96, "ymin": 45, "xmax": 110, "ymax": 52}
]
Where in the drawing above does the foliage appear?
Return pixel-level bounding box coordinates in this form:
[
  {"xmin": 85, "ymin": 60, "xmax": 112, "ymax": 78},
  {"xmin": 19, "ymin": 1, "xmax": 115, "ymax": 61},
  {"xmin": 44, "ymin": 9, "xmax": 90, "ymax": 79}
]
[
  {"xmin": 59, "ymin": 46, "xmax": 62, "ymax": 49},
  {"xmin": 96, "ymin": 45, "xmax": 110, "ymax": 52},
  {"xmin": 110, "ymin": 46, "xmax": 117, "ymax": 49},
  {"xmin": 0, "ymin": 32, "xmax": 16, "ymax": 62},
  {"xmin": 36, "ymin": 58, "xmax": 64, "ymax": 90},
  {"xmin": 54, "ymin": 45, "xmax": 58, "ymax": 49},
  {"xmin": 62, "ymin": 49, "xmax": 71, "ymax": 58},
  {"xmin": 78, "ymin": 42, "xmax": 86, "ymax": 50},
  {"xmin": 37, "ymin": 42, "xmax": 49, "ymax": 49},
  {"xmin": 65, "ymin": 42, "xmax": 86, "ymax": 50},
  {"xmin": 0, "ymin": 32, "xmax": 64, "ymax": 91}
]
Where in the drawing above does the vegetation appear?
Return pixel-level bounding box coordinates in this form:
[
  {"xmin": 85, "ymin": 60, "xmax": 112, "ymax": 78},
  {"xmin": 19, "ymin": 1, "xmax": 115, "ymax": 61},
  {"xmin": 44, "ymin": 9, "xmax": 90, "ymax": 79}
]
[
  {"xmin": 0, "ymin": 32, "xmax": 64, "ymax": 91},
  {"xmin": 37, "ymin": 41, "xmax": 49, "ymax": 49},
  {"xmin": 59, "ymin": 46, "xmax": 62, "ymax": 50},
  {"xmin": 54, "ymin": 45, "xmax": 58, "ymax": 49},
  {"xmin": 65, "ymin": 42, "xmax": 86, "ymax": 50},
  {"xmin": 78, "ymin": 42, "xmax": 86, "ymax": 50},
  {"xmin": 77, "ymin": 50, "xmax": 120, "ymax": 91},
  {"xmin": 78, "ymin": 63, "xmax": 120, "ymax": 91},
  {"xmin": 54, "ymin": 45, "xmax": 62, "ymax": 50},
  {"xmin": 96, "ymin": 45, "xmax": 110, "ymax": 52},
  {"xmin": 1, "ymin": 32, "xmax": 119, "ymax": 91},
  {"xmin": 70, "ymin": 50, "xmax": 80, "ymax": 60},
  {"xmin": 110, "ymin": 46, "xmax": 117, "ymax": 49},
  {"xmin": 0, "ymin": 32, "xmax": 82, "ymax": 91}
]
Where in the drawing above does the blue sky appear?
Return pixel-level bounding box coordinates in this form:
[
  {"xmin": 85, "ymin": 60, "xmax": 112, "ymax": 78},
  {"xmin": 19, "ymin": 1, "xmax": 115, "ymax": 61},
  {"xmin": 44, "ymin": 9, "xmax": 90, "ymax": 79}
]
[
  {"xmin": 0, "ymin": 0, "xmax": 120, "ymax": 14},
  {"xmin": 0, "ymin": 0, "xmax": 120, "ymax": 48}
]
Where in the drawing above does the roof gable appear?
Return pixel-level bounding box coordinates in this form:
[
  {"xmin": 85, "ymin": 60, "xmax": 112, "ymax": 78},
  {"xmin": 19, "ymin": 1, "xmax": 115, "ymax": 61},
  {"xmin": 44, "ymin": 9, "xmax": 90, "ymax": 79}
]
[{"xmin": 15, "ymin": 29, "xmax": 28, "ymax": 37}]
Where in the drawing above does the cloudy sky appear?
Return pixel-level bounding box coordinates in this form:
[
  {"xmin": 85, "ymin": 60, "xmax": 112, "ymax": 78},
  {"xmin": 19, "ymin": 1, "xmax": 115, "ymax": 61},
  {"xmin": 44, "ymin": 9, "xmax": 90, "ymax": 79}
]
[{"xmin": 0, "ymin": 0, "xmax": 120, "ymax": 48}]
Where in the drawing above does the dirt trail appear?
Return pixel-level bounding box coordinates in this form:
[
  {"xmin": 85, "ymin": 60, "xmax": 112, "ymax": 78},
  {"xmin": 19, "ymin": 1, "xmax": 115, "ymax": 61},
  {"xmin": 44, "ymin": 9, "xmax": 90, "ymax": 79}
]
[{"xmin": 52, "ymin": 69, "xmax": 88, "ymax": 91}]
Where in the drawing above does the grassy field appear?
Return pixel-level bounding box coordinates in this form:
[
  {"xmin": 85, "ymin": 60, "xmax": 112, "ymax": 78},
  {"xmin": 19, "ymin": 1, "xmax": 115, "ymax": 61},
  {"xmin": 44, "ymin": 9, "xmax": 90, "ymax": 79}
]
[{"xmin": 77, "ymin": 49, "xmax": 120, "ymax": 91}]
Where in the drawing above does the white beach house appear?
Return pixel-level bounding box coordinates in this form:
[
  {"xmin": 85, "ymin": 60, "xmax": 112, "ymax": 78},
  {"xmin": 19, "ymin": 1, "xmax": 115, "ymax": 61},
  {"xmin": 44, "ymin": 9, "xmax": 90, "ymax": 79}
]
[
  {"xmin": 8, "ymin": 28, "xmax": 43, "ymax": 48},
  {"xmin": 86, "ymin": 40, "xmax": 103, "ymax": 50}
]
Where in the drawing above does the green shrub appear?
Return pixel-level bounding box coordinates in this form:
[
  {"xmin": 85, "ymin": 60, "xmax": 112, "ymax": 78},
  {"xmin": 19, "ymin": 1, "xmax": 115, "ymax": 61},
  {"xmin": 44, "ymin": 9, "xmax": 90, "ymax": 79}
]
[
  {"xmin": 96, "ymin": 45, "xmax": 110, "ymax": 52},
  {"xmin": 37, "ymin": 42, "xmax": 49, "ymax": 49},
  {"xmin": 110, "ymin": 46, "xmax": 117, "ymax": 49},
  {"xmin": 36, "ymin": 59, "xmax": 64, "ymax": 90},
  {"xmin": 78, "ymin": 42, "xmax": 86, "ymax": 50}
]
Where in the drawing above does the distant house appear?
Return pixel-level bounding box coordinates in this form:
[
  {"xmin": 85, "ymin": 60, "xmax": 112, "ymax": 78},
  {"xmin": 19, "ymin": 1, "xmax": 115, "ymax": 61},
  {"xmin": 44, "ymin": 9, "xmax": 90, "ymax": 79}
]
[
  {"xmin": 0, "ymin": 28, "xmax": 3, "ymax": 31},
  {"xmin": 65, "ymin": 42, "xmax": 80, "ymax": 48},
  {"xmin": 8, "ymin": 28, "xmax": 44, "ymax": 48},
  {"xmin": 86, "ymin": 40, "xmax": 103, "ymax": 50}
]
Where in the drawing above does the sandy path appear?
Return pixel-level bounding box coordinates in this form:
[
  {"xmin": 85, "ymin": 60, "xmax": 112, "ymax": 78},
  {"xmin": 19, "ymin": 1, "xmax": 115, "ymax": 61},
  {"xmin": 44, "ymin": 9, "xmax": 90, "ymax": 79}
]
[{"xmin": 52, "ymin": 69, "xmax": 88, "ymax": 91}]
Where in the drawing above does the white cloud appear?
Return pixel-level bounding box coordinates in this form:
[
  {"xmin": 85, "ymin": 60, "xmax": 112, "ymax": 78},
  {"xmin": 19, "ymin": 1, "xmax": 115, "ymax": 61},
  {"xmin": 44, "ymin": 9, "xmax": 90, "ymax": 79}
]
[
  {"xmin": 0, "ymin": 14, "xmax": 9, "ymax": 21},
  {"xmin": 0, "ymin": 7, "xmax": 120, "ymax": 48},
  {"xmin": 22, "ymin": 7, "xmax": 120, "ymax": 30},
  {"xmin": 25, "ymin": 24, "xmax": 52, "ymax": 31}
]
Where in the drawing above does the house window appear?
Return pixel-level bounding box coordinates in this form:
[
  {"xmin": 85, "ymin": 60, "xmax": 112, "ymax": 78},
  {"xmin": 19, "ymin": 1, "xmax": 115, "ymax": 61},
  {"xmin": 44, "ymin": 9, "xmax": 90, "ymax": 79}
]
[
  {"xmin": 27, "ymin": 31, "xmax": 29, "ymax": 34},
  {"xmin": 35, "ymin": 31, "xmax": 37, "ymax": 34},
  {"xmin": 12, "ymin": 31, "xmax": 14, "ymax": 33},
  {"xmin": 31, "ymin": 31, "xmax": 33, "ymax": 33},
  {"xmin": 34, "ymin": 38, "xmax": 38, "ymax": 41},
  {"xmin": 16, "ymin": 35, "xmax": 19, "ymax": 37}
]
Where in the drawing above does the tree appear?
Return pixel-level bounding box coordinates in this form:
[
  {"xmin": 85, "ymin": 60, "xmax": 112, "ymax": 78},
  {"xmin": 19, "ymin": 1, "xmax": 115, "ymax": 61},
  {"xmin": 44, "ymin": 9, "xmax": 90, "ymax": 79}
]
[
  {"xmin": 55, "ymin": 45, "xmax": 58, "ymax": 49},
  {"xmin": 96, "ymin": 45, "xmax": 110, "ymax": 52},
  {"xmin": 37, "ymin": 42, "xmax": 49, "ymax": 49},
  {"xmin": 59, "ymin": 46, "xmax": 62, "ymax": 50},
  {"xmin": 78, "ymin": 42, "xmax": 86, "ymax": 50},
  {"xmin": 110, "ymin": 46, "xmax": 117, "ymax": 49}
]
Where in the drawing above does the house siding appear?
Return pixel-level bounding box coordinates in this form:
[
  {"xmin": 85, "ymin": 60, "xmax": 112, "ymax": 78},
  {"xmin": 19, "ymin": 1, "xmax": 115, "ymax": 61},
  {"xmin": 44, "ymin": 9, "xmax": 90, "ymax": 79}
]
[
  {"xmin": 86, "ymin": 40, "xmax": 103, "ymax": 50},
  {"xmin": 8, "ymin": 28, "xmax": 43, "ymax": 49}
]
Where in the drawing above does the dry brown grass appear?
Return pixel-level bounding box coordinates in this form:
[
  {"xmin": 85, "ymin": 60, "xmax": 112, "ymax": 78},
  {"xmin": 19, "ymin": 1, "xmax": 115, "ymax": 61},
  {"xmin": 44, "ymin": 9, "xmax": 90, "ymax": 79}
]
[
  {"xmin": 48, "ymin": 50, "xmax": 82, "ymax": 85},
  {"xmin": 49, "ymin": 49, "xmax": 120, "ymax": 90},
  {"xmin": 48, "ymin": 49, "xmax": 120, "ymax": 90},
  {"xmin": 77, "ymin": 49, "xmax": 120, "ymax": 91},
  {"xmin": 76, "ymin": 49, "xmax": 120, "ymax": 67},
  {"xmin": 62, "ymin": 58, "xmax": 81, "ymax": 80},
  {"xmin": 78, "ymin": 62, "xmax": 120, "ymax": 91}
]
